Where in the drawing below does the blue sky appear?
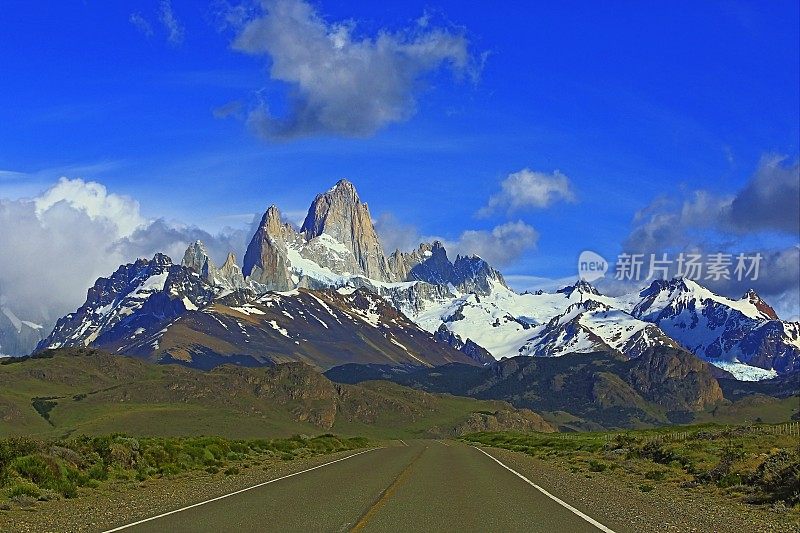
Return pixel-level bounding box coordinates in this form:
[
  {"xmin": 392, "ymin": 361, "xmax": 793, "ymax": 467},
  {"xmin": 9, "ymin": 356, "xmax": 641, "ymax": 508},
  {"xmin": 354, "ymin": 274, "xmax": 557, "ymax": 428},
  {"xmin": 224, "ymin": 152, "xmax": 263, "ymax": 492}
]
[{"xmin": 1, "ymin": 0, "xmax": 798, "ymax": 315}]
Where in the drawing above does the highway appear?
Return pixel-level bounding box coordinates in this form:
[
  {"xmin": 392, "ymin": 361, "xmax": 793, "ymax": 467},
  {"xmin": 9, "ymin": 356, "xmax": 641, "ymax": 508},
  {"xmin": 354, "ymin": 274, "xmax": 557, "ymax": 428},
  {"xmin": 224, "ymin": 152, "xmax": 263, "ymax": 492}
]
[{"xmin": 104, "ymin": 440, "xmax": 614, "ymax": 533}]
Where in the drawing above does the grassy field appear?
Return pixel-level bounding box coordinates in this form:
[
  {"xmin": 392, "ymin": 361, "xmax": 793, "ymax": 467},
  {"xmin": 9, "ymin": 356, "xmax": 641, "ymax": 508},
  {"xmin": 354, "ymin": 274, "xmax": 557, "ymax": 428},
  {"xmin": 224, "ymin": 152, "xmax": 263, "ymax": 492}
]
[
  {"xmin": 0, "ymin": 433, "xmax": 370, "ymax": 510},
  {"xmin": 463, "ymin": 423, "xmax": 800, "ymax": 515},
  {"xmin": 0, "ymin": 349, "xmax": 551, "ymax": 440}
]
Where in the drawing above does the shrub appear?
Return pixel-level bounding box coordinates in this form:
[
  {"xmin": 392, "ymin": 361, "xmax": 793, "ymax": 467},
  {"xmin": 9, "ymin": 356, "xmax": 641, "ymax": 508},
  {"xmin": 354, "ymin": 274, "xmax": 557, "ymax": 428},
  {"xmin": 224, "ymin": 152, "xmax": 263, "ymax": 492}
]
[
  {"xmin": 638, "ymin": 440, "xmax": 678, "ymax": 465},
  {"xmin": 645, "ymin": 469, "xmax": 667, "ymax": 481},
  {"xmin": 588, "ymin": 460, "xmax": 608, "ymax": 472},
  {"xmin": 749, "ymin": 449, "xmax": 800, "ymax": 504},
  {"xmin": 6, "ymin": 481, "xmax": 40, "ymax": 499}
]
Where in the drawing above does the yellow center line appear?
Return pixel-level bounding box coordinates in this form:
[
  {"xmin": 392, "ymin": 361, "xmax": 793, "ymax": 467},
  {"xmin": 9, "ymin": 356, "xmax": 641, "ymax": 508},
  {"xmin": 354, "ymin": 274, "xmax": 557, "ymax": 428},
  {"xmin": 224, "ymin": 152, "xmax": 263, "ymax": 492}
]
[{"xmin": 349, "ymin": 446, "xmax": 427, "ymax": 532}]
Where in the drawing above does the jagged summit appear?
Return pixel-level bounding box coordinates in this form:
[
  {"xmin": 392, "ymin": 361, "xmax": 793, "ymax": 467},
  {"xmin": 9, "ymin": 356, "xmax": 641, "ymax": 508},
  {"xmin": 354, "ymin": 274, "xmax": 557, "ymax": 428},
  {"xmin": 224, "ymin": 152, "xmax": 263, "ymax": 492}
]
[
  {"xmin": 35, "ymin": 179, "xmax": 800, "ymax": 380},
  {"xmin": 300, "ymin": 179, "xmax": 390, "ymax": 281},
  {"xmin": 742, "ymin": 288, "xmax": 779, "ymax": 320},
  {"xmin": 557, "ymin": 279, "xmax": 601, "ymax": 298},
  {"xmin": 242, "ymin": 206, "xmax": 293, "ymax": 291}
]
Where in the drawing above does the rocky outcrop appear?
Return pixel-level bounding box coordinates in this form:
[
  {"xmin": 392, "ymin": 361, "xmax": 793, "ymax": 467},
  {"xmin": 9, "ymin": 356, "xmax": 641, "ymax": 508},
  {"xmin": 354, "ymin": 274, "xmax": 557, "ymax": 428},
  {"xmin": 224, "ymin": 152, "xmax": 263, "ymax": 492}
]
[
  {"xmin": 628, "ymin": 346, "xmax": 724, "ymax": 411},
  {"xmin": 242, "ymin": 206, "xmax": 294, "ymax": 291},
  {"xmin": 37, "ymin": 254, "xmax": 215, "ymax": 352},
  {"xmin": 300, "ymin": 179, "xmax": 392, "ymax": 281},
  {"xmin": 452, "ymin": 408, "xmax": 556, "ymax": 435},
  {"xmin": 182, "ymin": 241, "xmax": 245, "ymax": 291},
  {"xmin": 433, "ymin": 324, "xmax": 495, "ymax": 365}
]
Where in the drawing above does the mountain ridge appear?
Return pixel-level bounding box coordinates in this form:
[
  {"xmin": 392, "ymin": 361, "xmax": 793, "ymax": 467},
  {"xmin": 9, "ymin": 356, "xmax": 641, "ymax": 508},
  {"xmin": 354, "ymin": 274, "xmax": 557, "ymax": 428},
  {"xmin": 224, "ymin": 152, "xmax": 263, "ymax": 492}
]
[{"xmin": 33, "ymin": 179, "xmax": 800, "ymax": 379}]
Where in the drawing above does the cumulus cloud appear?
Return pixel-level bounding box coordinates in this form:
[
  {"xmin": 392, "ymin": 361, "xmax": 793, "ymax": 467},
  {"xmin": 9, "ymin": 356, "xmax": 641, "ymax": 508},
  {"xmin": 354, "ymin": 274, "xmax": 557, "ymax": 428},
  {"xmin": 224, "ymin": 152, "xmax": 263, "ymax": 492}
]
[
  {"xmin": 159, "ymin": 0, "xmax": 185, "ymax": 45},
  {"xmin": 729, "ymin": 155, "xmax": 800, "ymax": 234},
  {"xmin": 626, "ymin": 155, "xmax": 799, "ymax": 252},
  {"xmin": 619, "ymin": 155, "xmax": 800, "ymax": 319},
  {"xmin": 0, "ymin": 178, "xmax": 250, "ymax": 330},
  {"xmin": 478, "ymin": 168, "xmax": 576, "ymax": 217},
  {"xmin": 33, "ymin": 178, "xmax": 145, "ymax": 237},
  {"xmin": 376, "ymin": 214, "xmax": 538, "ymax": 268},
  {"xmin": 449, "ymin": 221, "xmax": 539, "ymax": 267},
  {"xmin": 228, "ymin": 0, "xmax": 476, "ymax": 139}
]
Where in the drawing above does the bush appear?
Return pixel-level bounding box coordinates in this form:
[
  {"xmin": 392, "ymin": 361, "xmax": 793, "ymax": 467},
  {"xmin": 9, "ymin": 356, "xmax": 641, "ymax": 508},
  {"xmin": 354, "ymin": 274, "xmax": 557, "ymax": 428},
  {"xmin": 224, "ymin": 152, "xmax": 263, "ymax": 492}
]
[
  {"xmin": 6, "ymin": 481, "xmax": 40, "ymax": 499},
  {"xmin": 638, "ymin": 440, "xmax": 678, "ymax": 465},
  {"xmin": 645, "ymin": 469, "xmax": 667, "ymax": 481},
  {"xmin": 749, "ymin": 449, "xmax": 800, "ymax": 504},
  {"xmin": 0, "ymin": 433, "xmax": 371, "ymax": 508},
  {"xmin": 588, "ymin": 460, "xmax": 608, "ymax": 472}
]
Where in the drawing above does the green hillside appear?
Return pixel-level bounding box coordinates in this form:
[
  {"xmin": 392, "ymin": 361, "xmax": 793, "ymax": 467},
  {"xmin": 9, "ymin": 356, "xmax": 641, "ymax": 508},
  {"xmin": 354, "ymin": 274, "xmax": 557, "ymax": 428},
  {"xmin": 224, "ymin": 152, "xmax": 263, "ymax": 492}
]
[{"xmin": 0, "ymin": 349, "xmax": 554, "ymax": 440}]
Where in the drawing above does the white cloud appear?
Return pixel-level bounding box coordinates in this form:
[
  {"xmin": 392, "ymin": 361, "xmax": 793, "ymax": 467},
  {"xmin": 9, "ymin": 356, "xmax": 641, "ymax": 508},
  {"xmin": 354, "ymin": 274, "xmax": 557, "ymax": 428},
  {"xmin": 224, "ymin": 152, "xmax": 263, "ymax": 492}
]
[
  {"xmin": 376, "ymin": 214, "xmax": 538, "ymax": 268},
  {"xmin": 159, "ymin": 0, "xmax": 185, "ymax": 45},
  {"xmin": 0, "ymin": 178, "xmax": 251, "ymax": 331},
  {"xmin": 129, "ymin": 12, "xmax": 154, "ymax": 37},
  {"xmin": 449, "ymin": 221, "xmax": 539, "ymax": 266},
  {"xmin": 229, "ymin": 0, "xmax": 476, "ymax": 139},
  {"xmin": 34, "ymin": 178, "xmax": 145, "ymax": 237},
  {"xmin": 478, "ymin": 168, "xmax": 576, "ymax": 217}
]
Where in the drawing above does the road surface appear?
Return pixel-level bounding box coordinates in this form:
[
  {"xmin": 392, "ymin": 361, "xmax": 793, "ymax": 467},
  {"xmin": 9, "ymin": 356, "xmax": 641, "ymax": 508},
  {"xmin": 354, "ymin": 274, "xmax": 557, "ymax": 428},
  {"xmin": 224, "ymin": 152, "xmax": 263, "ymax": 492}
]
[{"xmin": 105, "ymin": 440, "xmax": 614, "ymax": 533}]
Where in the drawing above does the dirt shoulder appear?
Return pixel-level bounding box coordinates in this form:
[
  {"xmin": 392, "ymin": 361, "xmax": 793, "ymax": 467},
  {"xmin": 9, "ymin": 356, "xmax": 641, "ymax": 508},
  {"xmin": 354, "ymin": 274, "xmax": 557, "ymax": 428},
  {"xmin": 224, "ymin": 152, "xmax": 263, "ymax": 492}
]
[
  {"xmin": 485, "ymin": 446, "xmax": 799, "ymax": 533},
  {"xmin": 0, "ymin": 448, "xmax": 374, "ymax": 533}
]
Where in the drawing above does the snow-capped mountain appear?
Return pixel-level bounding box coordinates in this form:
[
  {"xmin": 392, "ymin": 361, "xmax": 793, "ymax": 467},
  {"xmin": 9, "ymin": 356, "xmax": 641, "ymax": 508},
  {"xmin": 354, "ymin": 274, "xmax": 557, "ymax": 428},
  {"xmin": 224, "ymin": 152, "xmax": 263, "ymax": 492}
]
[
  {"xmin": 631, "ymin": 278, "xmax": 800, "ymax": 376},
  {"xmin": 39, "ymin": 253, "xmax": 215, "ymax": 351},
  {"xmin": 36, "ymin": 179, "xmax": 799, "ymax": 380},
  {"xmin": 36, "ymin": 254, "xmax": 480, "ymax": 370},
  {"xmin": 0, "ymin": 302, "xmax": 46, "ymax": 357},
  {"xmin": 409, "ymin": 278, "xmax": 673, "ymax": 361}
]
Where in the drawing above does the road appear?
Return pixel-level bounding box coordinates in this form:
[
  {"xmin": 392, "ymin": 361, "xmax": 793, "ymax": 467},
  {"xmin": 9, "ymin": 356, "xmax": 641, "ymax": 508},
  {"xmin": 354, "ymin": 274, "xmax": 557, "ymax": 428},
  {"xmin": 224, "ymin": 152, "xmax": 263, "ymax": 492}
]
[{"xmin": 105, "ymin": 440, "xmax": 614, "ymax": 533}]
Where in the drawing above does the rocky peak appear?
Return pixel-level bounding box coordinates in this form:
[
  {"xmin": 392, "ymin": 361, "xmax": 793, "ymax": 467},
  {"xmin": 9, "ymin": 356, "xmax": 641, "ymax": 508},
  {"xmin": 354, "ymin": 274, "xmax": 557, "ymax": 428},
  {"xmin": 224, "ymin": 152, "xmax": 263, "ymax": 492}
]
[
  {"xmin": 408, "ymin": 241, "xmax": 456, "ymax": 285},
  {"xmin": 452, "ymin": 254, "xmax": 507, "ymax": 293},
  {"xmin": 300, "ymin": 179, "xmax": 364, "ymax": 240},
  {"xmin": 557, "ymin": 280, "xmax": 601, "ymax": 298},
  {"xmin": 216, "ymin": 252, "xmax": 246, "ymax": 290},
  {"xmin": 242, "ymin": 205, "xmax": 294, "ymax": 291},
  {"xmin": 742, "ymin": 289, "xmax": 779, "ymax": 320},
  {"xmin": 152, "ymin": 253, "xmax": 172, "ymax": 267},
  {"xmin": 38, "ymin": 254, "xmax": 215, "ymax": 352},
  {"xmin": 182, "ymin": 241, "xmax": 215, "ymax": 281},
  {"xmin": 299, "ymin": 179, "xmax": 390, "ymax": 281}
]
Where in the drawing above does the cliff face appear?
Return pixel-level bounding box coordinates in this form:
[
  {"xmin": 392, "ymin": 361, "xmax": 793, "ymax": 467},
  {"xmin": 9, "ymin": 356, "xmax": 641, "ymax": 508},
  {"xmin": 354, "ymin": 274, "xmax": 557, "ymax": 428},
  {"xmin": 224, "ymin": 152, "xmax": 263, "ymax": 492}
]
[
  {"xmin": 242, "ymin": 205, "xmax": 295, "ymax": 291},
  {"xmin": 628, "ymin": 346, "xmax": 725, "ymax": 411},
  {"xmin": 300, "ymin": 179, "xmax": 393, "ymax": 281}
]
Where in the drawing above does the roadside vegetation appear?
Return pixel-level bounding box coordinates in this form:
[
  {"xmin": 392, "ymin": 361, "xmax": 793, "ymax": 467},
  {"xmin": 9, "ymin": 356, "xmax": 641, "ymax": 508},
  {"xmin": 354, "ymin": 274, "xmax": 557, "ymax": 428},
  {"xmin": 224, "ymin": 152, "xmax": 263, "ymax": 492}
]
[
  {"xmin": 463, "ymin": 423, "xmax": 800, "ymax": 515},
  {"xmin": 0, "ymin": 433, "xmax": 370, "ymax": 510}
]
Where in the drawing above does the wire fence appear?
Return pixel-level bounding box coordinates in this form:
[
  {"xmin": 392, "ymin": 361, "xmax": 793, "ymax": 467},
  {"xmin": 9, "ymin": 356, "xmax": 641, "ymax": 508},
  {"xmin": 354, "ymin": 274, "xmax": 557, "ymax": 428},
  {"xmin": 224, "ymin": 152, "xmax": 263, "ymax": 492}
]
[{"xmin": 553, "ymin": 421, "xmax": 800, "ymax": 442}]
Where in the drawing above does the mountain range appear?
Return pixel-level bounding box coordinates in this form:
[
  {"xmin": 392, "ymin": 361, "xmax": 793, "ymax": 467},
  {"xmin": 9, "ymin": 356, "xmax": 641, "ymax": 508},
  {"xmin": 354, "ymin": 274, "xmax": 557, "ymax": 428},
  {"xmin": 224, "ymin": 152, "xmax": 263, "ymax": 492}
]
[{"xmin": 31, "ymin": 179, "xmax": 798, "ymax": 384}]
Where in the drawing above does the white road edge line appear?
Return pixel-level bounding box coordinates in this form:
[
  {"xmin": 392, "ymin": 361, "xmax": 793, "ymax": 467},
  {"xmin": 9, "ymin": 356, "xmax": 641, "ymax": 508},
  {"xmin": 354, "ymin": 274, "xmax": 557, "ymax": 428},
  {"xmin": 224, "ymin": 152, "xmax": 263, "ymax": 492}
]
[
  {"xmin": 102, "ymin": 448, "xmax": 378, "ymax": 532},
  {"xmin": 472, "ymin": 446, "xmax": 617, "ymax": 533}
]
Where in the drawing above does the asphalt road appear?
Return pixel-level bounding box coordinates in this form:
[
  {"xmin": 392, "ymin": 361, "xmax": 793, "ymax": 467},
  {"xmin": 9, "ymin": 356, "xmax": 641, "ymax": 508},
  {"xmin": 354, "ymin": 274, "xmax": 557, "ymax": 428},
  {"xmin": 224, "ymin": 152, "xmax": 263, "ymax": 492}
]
[{"xmin": 106, "ymin": 440, "xmax": 612, "ymax": 533}]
